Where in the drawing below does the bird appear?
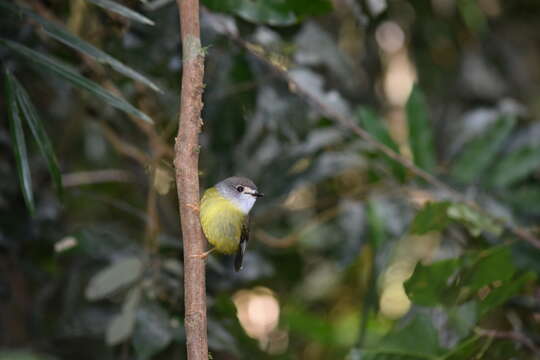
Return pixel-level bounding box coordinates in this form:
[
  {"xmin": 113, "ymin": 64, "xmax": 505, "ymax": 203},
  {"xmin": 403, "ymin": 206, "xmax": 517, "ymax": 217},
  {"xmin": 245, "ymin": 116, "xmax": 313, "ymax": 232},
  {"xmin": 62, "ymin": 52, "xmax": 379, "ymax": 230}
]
[{"xmin": 198, "ymin": 176, "xmax": 263, "ymax": 271}]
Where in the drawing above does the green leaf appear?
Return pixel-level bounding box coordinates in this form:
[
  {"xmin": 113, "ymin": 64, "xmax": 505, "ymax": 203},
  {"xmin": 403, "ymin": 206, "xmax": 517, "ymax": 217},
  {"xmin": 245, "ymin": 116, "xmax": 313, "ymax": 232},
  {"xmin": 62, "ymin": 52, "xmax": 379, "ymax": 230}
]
[
  {"xmin": 466, "ymin": 246, "xmax": 515, "ymax": 291},
  {"xmin": 407, "ymin": 246, "xmax": 519, "ymax": 309},
  {"xmin": 287, "ymin": 0, "xmax": 334, "ymax": 17},
  {"xmin": 363, "ymin": 315, "xmax": 442, "ymax": 359},
  {"xmin": 357, "ymin": 107, "xmax": 406, "ymax": 181},
  {"xmin": 0, "ymin": 1, "xmax": 160, "ymax": 92},
  {"xmin": 478, "ymin": 271, "xmax": 536, "ymax": 317},
  {"xmin": 480, "ymin": 339, "xmax": 522, "ymax": 360},
  {"xmin": 406, "ymin": 85, "xmax": 436, "ymax": 172},
  {"xmin": 106, "ymin": 286, "xmax": 141, "ymax": 345},
  {"xmin": 410, "ymin": 201, "xmax": 452, "ymax": 235},
  {"xmin": 107, "ymin": 312, "xmax": 136, "ymax": 345},
  {"xmin": 202, "ymin": 0, "xmax": 332, "ymax": 26},
  {"xmin": 11, "ymin": 75, "xmax": 62, "ymax": 196},
  {"xmin": 446, "ymin": 203, "xmax": 503, "ymax": 236},
  {"xmin": 410, "ymin": 202, "xmax": 503, "ymax": 237},
  {"xmin": 85, "ymin": 257, "xmax": 143, "ymax": 300},
  {"xmin": 84, "ymin": 0, "xmax": 155, "ymax": 26},
  {"xmin": 358, "ymin": 108, "xmax": 399, "ymax": 151},
  {"xmin": 405, "ymin": 258, "xmax": 461, "ymax": 306},
  {"xmin": 442, "ymin": 335, "xmax": 483, "ymax": 360},
  {"xmin": 457, "ymin": 0, "xmax": 487, "ymax": 33},
  {"xmin": 489, "ymin": 145, "xmax": 540, "ymax": 188},
  {"xmin": 5, "ymin": 69, "xmax": 35, "ymax": 214},
  {"xmin": 0, "ymin": 39, "xmax": 153, "ymax": 123},
  {"xmin": 132, "ymin": 303, "xmax": 174, "ymax": 360},
  {"xmin": 450, "ymin": 115, "xmax": 515, "ymax": 184}
]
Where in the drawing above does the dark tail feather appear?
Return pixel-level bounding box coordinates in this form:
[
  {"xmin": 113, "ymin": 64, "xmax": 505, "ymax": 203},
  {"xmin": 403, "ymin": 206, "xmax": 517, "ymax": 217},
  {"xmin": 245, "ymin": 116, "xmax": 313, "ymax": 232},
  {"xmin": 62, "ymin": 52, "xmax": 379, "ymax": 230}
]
[{"xmin": 234, "ymin": 239, "xmax": 247, "ymax": 271}]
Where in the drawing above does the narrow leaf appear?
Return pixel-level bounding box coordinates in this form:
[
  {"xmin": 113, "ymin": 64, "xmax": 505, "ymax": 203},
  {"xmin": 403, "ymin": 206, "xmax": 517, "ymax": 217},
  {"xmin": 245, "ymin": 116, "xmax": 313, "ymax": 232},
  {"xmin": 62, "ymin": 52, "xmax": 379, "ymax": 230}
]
[
  {"xmin": 489, "ymin": 144, "xmax": 540, "ymax": 188},
  {"xmin": 406, "ymin": 85, "xmax": 436, "ymax": 172},
  {"xmin": 84, "ymin": 0, "xmax": 155, "ymax": 25},
  {"xmin": 0, "ymin": 39, "xmax": 153, "ymax": 123},
  {"xmin": 357, "ymin": 107, "xmax": 406, "ymax": 181},
  {"xmin": 442, "ymin": 335, "xmax": 483, "ymax": 360},
  {"xmin": 12, "ymin": 75, "xmax": 62, "ymax": 195},
  {"xmin": 106, "ymin": 286, "xmax": 141, "ymax": 345},
  {"xmin": 107, "ymin": 311, "xmax": 136, "ymax": 345},
  {"xmin": 0, "ymin": 1, "xmax": 160, "ymax": 92},
  {"xmin": 85, "ymin": 257, "xmax": 143, "ymax": 300},
  {"xmin": 5, "ymin": 69, "xmax": 35, "ymax": 214},
  {"xmin": 450, "ymin": 115, "xmax": 515, "ymax": 184}
]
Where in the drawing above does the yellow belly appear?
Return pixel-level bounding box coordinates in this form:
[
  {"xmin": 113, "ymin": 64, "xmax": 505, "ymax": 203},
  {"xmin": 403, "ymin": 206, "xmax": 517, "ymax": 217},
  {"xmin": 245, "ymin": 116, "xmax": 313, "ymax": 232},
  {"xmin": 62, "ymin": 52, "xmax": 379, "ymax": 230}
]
[{"xmin": 200, "ymin": 188, "xmax": 245, "ymax": 254}]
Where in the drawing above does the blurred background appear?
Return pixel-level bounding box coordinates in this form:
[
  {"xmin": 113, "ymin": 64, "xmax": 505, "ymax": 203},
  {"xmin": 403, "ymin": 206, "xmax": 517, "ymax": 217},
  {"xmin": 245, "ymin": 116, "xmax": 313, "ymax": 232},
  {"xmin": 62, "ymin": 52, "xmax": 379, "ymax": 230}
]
[{"xmin": 1, "ymin": 0, "xmax": 540, "ymax": 359}]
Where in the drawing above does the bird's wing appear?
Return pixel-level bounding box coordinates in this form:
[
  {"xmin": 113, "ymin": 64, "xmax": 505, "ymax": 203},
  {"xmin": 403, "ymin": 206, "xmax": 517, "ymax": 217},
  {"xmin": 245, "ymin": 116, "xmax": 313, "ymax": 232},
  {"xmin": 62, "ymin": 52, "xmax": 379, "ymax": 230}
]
[{"xmin": 234, "ymin": 216, "xmax": 250, "ymax": 272}]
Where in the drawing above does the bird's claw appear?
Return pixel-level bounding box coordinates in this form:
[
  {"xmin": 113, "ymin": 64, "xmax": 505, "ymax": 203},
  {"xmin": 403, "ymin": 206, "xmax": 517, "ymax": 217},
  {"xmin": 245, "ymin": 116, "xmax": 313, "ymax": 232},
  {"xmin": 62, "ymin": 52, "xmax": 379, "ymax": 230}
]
[
  {"xmin": 189, "ymin": 248, "xmax": 215, "ymax": 259},
  {"xmin": 186, "ymin": 203, "xmax": 199, "ymax": 213}
]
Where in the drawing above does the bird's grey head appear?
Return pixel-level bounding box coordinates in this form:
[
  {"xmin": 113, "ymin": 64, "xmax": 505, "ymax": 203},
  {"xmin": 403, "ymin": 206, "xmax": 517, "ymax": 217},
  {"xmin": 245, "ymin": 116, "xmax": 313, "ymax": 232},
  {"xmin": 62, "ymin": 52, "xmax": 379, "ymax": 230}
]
[{"xmin": 216, "ymin": 176, "xmax": 263, "ymax": 214}]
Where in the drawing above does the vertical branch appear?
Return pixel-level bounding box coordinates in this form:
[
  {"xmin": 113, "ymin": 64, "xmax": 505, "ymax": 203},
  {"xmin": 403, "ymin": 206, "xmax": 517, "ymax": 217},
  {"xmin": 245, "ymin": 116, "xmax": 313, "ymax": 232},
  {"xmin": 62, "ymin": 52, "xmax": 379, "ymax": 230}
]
[{"xmin": 174, "ymin": 0, "xmax": 207, "ymax": 359}]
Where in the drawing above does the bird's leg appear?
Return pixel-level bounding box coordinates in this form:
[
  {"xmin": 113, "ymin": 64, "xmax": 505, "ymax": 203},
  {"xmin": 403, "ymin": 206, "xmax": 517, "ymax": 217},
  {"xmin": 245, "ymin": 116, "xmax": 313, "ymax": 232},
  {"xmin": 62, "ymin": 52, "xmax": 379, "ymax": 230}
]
[
  {"xmin": 190, "ymin": 247, "xmax": 215, "ymax": 259},
  {"xmin": 185, "ymin": 202, "xmax": 199, "ymax": 213}
]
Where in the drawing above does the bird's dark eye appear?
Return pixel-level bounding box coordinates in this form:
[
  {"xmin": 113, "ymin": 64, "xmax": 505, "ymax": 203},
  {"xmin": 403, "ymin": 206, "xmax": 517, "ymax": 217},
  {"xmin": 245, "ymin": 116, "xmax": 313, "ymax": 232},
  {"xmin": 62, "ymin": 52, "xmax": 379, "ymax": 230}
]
[{"xmin": 236, "ymin": 186, "xmax": 244, "ymax": 192}]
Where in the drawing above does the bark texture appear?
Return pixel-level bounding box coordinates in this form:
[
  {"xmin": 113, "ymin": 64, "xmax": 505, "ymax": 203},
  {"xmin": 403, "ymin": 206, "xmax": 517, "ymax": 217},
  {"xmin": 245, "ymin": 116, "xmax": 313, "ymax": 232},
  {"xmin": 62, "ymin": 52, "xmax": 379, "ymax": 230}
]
[{"xmin": 174, "ymin": 0, "xmax": 207, "ymax": 358}]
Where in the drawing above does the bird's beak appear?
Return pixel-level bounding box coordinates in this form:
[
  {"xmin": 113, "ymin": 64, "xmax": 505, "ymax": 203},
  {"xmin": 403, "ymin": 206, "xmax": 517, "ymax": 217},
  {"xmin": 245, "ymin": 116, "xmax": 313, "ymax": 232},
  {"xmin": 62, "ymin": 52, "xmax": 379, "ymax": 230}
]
[{"xmin": 250, "ymin": 191, "xmax": 264, "ymax": 198}]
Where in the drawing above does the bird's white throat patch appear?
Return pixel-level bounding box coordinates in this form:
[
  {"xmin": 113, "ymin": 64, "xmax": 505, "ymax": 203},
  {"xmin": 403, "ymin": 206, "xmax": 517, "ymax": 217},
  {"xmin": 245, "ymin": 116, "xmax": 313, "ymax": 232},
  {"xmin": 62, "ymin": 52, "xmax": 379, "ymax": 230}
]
[{"xmin": 231, "ymin": 193, "xmax": 256, "ymax": 214}]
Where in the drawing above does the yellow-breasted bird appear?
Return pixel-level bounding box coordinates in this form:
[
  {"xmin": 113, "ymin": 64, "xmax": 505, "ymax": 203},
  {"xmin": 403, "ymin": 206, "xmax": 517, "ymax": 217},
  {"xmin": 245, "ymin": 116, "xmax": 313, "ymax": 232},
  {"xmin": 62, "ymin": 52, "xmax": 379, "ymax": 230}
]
[{"xmin": 199, "ymin": 176, "xmax": 263, "ymax": 271}]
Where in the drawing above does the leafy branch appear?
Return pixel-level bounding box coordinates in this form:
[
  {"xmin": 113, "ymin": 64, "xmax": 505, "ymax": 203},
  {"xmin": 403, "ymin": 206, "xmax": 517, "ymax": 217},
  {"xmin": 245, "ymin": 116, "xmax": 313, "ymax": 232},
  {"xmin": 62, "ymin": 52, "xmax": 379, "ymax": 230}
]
[{"xmin": 204, "ymin": 11, "xmax": 540, "ymax": 250}]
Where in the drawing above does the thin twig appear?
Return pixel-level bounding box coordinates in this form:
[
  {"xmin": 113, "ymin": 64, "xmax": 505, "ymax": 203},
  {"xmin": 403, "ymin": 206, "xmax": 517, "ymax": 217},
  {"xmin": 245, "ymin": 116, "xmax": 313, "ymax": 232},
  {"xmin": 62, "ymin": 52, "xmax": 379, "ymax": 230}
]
[
  {"xmin": 62, "ymin": 169, "xmax": 132, "ymax": 186},
  {"xmin": 77, "ymin": 190, "xmax": 148, "ymax": 222},
  {"xmin": 99, "ymin": 122, "xmax": 150, "ymax": 164},
  {"xmin": 204, "ymin": 13, "xmax": 540, "ymax": 249},
  {"xmin": 145, "ymin": 177, "xmax": 159, "ymax": 253},
  {"xmin": 174, "ymin": 0, "xmax": 208, "ymax": 359},
  {"xmin": 475, "ymin": 327, "xmax": 540, "ymax": 356}
]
